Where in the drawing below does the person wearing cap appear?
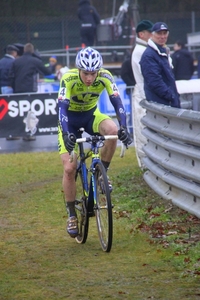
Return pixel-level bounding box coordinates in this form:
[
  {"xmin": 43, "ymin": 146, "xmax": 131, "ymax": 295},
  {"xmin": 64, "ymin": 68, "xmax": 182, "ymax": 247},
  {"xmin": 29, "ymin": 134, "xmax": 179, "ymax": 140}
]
[
  {"xmin": 140, "ymin": 22, "xmax": 180, "ymax": 108},
  {"xmin": 131, "ymin": 20, "xmax": 153, "ymax": 169},
  {"xmin": 0, "ymin": 45, "xmax": 18, "ymax": 94}
]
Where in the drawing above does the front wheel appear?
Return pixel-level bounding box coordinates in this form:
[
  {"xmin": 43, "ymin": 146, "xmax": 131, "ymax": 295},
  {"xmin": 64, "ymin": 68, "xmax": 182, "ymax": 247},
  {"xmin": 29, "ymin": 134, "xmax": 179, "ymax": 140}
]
[
  {"xmin": 75, "ymin": 167, "xmax": 89, "ymax": 244},
  {"xmin": 94, "ymin": 162, "xmax": 113, "ymax": 252}
]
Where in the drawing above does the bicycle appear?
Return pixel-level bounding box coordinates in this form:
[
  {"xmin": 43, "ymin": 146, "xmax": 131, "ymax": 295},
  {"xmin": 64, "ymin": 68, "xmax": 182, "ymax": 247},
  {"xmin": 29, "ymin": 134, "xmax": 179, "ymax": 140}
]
[{"xmin": 70, "ymin": 127, "xmax": 125, "ymax": 252}]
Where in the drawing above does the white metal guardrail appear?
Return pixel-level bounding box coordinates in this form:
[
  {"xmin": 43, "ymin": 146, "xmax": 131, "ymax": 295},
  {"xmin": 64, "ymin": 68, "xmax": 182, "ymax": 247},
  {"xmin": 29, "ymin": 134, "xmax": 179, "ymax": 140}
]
[{"xmin": 140, "ymin": 97, "xmax": 200, "ymax": 218}]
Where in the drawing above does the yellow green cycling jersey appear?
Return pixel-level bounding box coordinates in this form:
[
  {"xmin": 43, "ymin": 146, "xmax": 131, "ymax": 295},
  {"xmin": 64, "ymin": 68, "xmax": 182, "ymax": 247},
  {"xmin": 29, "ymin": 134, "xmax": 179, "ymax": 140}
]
[{"xmin": 57, "ymin": 68, "xmax": 127, "ymax": 133}]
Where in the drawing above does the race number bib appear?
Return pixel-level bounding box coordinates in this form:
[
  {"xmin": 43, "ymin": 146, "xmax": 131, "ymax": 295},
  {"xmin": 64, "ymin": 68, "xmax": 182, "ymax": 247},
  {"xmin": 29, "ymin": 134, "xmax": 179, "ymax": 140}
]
[
  {"xmin": 111, "ymin": 83, "xmax": 119, "ymax": 96},
  {"xmin": 58, "ymin": 87, "xmax": 66, "ymax": 101}
]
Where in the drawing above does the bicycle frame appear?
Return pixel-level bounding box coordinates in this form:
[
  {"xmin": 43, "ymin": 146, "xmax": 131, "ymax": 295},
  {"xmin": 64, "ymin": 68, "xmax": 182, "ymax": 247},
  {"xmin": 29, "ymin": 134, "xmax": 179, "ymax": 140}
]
[
  {"xmin": 77, "ymin": 141, "xmax": 89, "ymax": 199},
  {"xmin": 77, "ymin": 135, "xmax": 108, "ymax": 213}
]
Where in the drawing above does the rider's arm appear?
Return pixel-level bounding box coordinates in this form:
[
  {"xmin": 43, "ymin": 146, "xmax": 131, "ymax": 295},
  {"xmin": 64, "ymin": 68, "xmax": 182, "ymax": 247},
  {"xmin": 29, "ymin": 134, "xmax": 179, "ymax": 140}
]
[
  {"xmin": 109, "ymin": 94, "xmax": 127, "ymax": 127},
  {"xmin": 99, "ymin": 69, "xmax": 127, "ymax": 127},
  {"xmin": 58, "ymin": 99, "xmax": 70, "ymax": 133},
  {"xmin": 57, "ymin": 86, "xmax": 70, "ymax": 133}
]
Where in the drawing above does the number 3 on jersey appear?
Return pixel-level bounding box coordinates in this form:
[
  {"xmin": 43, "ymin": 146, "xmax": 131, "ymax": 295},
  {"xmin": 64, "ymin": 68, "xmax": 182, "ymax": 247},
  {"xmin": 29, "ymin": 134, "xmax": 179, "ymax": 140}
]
[{"xmin": 58, "ymin": 87, "xmax": 66, "ymax": 101}]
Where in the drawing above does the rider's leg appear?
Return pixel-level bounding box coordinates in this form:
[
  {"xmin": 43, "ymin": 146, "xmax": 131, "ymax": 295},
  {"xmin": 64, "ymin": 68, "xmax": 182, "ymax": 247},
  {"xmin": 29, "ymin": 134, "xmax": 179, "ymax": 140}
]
[
  {"xmin": 60, "ymin": 152, "xmax": 79, "ymax": 237},
  {"xmin": 99, "ymin": 119, "xmax": 118, "ymax": 169},
  {"xmin": 58, "ymin": 124, "xmax": 79, "ymax": 237},
  {"xmin": 60, "ymin": 152, "xmax": 77, "ymax": 216}
]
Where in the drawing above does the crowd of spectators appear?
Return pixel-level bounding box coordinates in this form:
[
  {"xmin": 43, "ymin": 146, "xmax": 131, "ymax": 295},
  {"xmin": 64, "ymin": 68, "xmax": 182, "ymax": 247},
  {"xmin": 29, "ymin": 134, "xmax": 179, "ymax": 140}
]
[
  {"xmin": 9, "ymin": 43, "xmax": 51, "ymax": 94},
  {"xmin": 120, "ymin": 19, "xmax": 197, "ymax": 169},
  {"xmin": 0, "ymin": 43, "xmax": 59, "ymax": 94}
]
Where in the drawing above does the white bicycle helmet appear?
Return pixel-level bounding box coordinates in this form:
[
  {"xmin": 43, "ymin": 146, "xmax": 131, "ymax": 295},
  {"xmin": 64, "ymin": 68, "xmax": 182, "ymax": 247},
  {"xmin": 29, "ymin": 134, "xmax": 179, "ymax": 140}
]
[{"xmin": 75, "ymin": 47, "xmax": 103, "ymax": 71}]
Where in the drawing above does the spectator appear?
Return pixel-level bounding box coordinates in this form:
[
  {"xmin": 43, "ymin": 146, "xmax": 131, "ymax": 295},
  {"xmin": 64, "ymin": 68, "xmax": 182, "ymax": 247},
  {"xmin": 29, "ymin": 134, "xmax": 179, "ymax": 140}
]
[
  {"xmin": 10, "ymin": 43, "xmax": 51, "ymax": 93},
  {"xmin": 45, "ymin": 55, "xmax": 58, "ymax": 74},
  {"xmin": 140, "ymin": 22, "xmax": 180, "ymax": 108},
  {"xmin": 0, "ymin": 45, "xmax": 18, "ymax": 94},
  {"xmin": 44, "ymin": 56, "xmax": 60, "ymax": 82},
  {"xmin": 13, "ymin": 43, "xmax": 24, "ymax": 57},
  {"xmin": 120, "ymin": 51, "xmax": 136, "ymax": 135},
  {"xmin": 56, "ymin": 65, "xmax": 69, "ymax": 81},
  {"xmin": 171, "ymin": 40, "xmax": 194, "ymax": 80},
  {"xmin": 120, "ymin": 52, "xmax": 136, "ymax": 96},
  {"xmin": 77, "ymin": 0, "xmax": 100, "ymax": 46},
  {"xmin": 131, "ymin": 20, "xmax": 153, "ymax": 169}
]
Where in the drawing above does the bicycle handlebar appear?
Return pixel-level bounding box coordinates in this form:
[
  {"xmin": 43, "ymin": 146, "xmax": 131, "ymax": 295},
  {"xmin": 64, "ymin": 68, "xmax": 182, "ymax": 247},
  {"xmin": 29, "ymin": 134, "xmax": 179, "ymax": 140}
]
[
  {"xmin": 69, "ymin": 135, "xmax": 126, "ymax": 162},
  {"xmin": 75, "ymin": 134, "xmax": 118, "ymax": 143}
]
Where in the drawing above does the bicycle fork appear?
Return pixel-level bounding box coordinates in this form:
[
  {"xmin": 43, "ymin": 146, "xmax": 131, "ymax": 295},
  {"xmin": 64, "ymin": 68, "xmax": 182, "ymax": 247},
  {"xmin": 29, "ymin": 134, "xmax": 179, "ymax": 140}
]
[{"xmin": 87, "ymin": 174, "xmax": 96, "ymax": 217}]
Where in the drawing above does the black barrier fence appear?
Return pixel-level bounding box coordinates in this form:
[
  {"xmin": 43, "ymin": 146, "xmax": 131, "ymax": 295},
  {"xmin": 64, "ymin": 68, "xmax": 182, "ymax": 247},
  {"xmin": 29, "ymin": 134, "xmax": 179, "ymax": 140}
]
[
  {"xmin": 0, "ymin": 76, "xmax": 132, "ymax": 140},
  {"xmin": 1, "ymin": 12, "xmax": 200, "ymax": 61},
  {"xmin": 0, "ymin": 92, "xmax": 58, "ymax": 138}
]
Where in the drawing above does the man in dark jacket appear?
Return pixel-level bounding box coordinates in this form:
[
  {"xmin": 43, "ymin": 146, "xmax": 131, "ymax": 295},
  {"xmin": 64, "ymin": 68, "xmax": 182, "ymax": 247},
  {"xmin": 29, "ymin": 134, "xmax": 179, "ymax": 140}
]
[
  {"xmin": 77, "ymin": 0, "xmax": 100, "ymax": 46},
  {"xmin": 0, "ymin": 45, "xmax": 18, "ymax": 94},
  {"xmin": 140, "ymin": 22, "xmax": 180, "ymax": 108},
  {"xmin": 10, "ymin": 43, "xmax": 51, "ymax": 93},
  {"xmin": 120, "ymin": 54, "xmax": 136, "ymax": 95},
  {"xmin": 171, "ymin": 40, "xmax": 194, "ymax": 80}
]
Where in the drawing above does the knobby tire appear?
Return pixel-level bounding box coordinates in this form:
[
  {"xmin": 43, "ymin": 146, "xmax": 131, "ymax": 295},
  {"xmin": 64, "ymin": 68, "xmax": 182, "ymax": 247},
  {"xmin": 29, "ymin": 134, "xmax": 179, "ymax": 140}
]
[
  {"xmin": 75, "ymin": 167, "xmax": 89, "ymax": 244},
  {"xmin": 94, "ymin": 162, "xmax": 113, "ymax": 252}
]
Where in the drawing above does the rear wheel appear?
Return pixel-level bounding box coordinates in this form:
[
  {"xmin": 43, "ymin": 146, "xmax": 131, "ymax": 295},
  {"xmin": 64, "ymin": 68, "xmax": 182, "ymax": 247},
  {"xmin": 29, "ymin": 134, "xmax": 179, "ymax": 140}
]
[
  {"xmin": 94, "ymin": 162, "xmax": 113, "ymax": 252},
  {"xmin": 75, "ymin": 167, "xmax": 89, "ymax": 244}
]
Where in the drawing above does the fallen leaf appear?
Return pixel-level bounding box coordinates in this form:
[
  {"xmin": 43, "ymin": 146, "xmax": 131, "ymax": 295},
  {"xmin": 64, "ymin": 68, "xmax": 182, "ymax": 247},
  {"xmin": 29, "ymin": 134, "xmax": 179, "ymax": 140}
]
[{"xmin": 166, "ymin": 231, "xmax": 177, "ymax": 236}]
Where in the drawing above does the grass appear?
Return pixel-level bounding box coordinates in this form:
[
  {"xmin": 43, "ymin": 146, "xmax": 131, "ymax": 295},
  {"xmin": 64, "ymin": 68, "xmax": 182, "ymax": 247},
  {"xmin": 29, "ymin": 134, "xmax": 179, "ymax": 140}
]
[{"xmin": 0, "ymin": 147, "xmax": 200, "ymax": 299}]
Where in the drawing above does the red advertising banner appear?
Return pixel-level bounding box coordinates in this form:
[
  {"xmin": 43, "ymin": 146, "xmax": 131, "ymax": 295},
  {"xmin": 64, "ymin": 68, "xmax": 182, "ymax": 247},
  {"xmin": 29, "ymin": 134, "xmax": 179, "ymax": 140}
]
[{"xmin": 0, "ymin": 92, "xmax": 58, "ymax": 138}]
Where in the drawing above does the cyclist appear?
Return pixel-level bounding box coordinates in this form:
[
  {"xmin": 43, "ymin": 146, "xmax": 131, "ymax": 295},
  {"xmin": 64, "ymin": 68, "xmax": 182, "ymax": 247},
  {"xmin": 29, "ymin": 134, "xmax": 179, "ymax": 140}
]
[{"xmin": 57, "ymin": 47, "xmax": 132, "ymax": 238}]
